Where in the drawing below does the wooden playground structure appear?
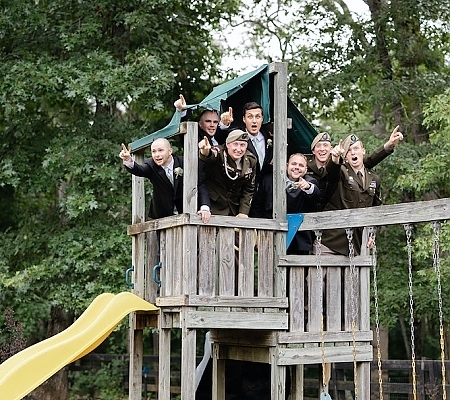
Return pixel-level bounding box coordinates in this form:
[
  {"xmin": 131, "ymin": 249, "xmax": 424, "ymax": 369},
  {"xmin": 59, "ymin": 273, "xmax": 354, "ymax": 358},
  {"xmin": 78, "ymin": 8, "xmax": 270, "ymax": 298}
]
[{"xmin": 125, "ymin": 62, "xmax": 450, "ymax": 399}]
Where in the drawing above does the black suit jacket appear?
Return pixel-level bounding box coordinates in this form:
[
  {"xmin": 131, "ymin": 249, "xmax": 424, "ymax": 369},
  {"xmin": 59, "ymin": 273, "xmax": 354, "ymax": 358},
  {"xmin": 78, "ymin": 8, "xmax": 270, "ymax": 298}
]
[
  {"xmin": 250, "ymin": 174, "xmax": 320, "ymax": 253},
  {"xmin": 125, "ymin": 154, "xmax": 210, "ymax": 219},
  {"xmin": 245, "ymin": 130, "xmax": 274, "ymax": 182}
]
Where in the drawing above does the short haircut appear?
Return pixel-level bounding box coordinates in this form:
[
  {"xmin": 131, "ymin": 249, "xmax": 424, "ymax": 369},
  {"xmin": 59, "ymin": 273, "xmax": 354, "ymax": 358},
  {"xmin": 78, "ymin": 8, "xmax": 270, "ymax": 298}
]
[
  {"xmin": 288, "ymin": 153, "xmax": 307, "ymax": 163},
  {"xmin": 198, "ymin": 109, "xmax": 219, "ymax": 120},
  {"xmin": 151, "ymin": 137, "xmax": 171, "ymax": 149},
  {"xmin": 242, "ymin": 102, "xmax": 263, "ymax": 116}
]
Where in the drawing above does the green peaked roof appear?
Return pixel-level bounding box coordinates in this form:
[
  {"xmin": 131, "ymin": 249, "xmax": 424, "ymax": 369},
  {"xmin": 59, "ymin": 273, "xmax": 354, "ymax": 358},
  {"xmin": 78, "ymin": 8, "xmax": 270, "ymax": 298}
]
[{"xmin": 131, "ymin": 64, "xmax": 317, "ymax": 155}]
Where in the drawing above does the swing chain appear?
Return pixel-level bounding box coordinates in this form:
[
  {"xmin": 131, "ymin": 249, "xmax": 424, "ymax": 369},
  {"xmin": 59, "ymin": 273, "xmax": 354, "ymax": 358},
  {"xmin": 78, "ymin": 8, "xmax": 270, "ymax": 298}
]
[
  {"xmin": 346, "ymin": 228, "xmax": 358, "ymax": 400},
  {"xmin": 432, "ymin": 221, "xmax": 446, "ymax": 400},
  {"xmin": 315, "ymin": 230, "xmax": 328, "ymax": 392},
  {"xmin": 403, "ymin": 223, "xmax": 417, "ymax": 400},
  {"xmin": 368, "ymin": 227, "xmax": 383, "ymax": 400}
]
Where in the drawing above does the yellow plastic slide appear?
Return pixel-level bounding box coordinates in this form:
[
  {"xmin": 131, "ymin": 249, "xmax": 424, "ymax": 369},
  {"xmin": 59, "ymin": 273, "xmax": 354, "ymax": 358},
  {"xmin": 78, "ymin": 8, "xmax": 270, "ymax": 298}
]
[{"xmin": 0, "ymin": 292, "xmax": 158, "ymax": 400}]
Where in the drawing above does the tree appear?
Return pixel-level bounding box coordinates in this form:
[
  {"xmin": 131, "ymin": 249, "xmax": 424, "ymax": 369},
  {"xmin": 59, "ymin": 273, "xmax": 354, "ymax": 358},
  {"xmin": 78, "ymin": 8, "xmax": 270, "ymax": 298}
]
[{"xmin": 0, "ymin": 0, "xmax": 241, "ymax": 397}]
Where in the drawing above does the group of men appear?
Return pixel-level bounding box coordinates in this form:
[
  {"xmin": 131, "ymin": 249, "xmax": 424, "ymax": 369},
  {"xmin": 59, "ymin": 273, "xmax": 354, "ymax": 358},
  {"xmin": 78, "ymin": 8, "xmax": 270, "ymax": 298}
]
[{"xmin": 119, "ymin": 97, "xmax": 403, "ymax": 256}]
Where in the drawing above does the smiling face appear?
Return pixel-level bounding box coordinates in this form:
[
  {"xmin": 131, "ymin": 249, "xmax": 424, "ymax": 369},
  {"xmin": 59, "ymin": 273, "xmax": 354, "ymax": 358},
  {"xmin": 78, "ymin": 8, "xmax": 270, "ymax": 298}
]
[
  {"xmin": 312, "ymin": 141, "xmax": 332, "ymax": 166},
  {"xmin": 198, "ymin": 110, "xmax": 219, "ymax": 136},
  {"xmin": 286, "ymin": 154, "xmax": 308, "ymax": 181},
  {"xmin": 151, "ymin": 138, "xmax": 173, "ymax": 167},
  {"xmin": 243, "ymin": 108, "xmax": 263, "ymax": 136},
  {"xmin": 226, "ymin": 140, "xmax": 248, "ymax": 161},
  {"xmin": 345, "ymin": 141, "xmax": 365, "ymax": 170}
]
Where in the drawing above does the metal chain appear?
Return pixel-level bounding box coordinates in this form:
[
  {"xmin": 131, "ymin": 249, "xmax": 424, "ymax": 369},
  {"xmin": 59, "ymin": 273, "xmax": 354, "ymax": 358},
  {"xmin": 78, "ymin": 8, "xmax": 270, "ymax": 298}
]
[
  {"xmin": 369, "ymin": 227, "xmax": 383, "ymax": 400},
  {"xmin": 404, "ymin": 223, "xmax": 417, "ymax": 400},
  {"xmin": 314, "ymin": 230, "xmax": 327, "ymax": 392},
  {"xmin": 432, "ymin": 221, "xmax": 446, "ymax": 400},
  {"xmin": 346, "ymin": 228, "xmax": 358, "ymax": 400}
]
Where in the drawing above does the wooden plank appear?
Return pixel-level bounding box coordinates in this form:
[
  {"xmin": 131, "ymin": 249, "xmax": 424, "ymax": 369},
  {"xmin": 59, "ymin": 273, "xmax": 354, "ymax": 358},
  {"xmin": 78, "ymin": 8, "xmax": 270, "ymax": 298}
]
[
  {"xmin": 258, "ymin": 230, "xmax": 274, "ymax": 297},
  {"xmin": 212, "ymin": 344, "xmax": 225, "ymax": 400},
  {"xmin": 298, "ymin": 198, "xmax": 450, "ymax": 231},
  {"xmin": 278, "ymin": 330, "xmax": 373, "ymax": 343},
  {"xmin": 198, "ymin": 225, "xmax": 216, "ymax": 296},
  {"xmin": 183, "ymin": 225, "xmax": 198, "ymax": 294},
  {"xmin": 217, "ymin": 228, "xmax": 235, "ymax": 296},
  {"xmin": 289, "ymin": 267, "xmax": 305, "ymax": 332},
  {"xmin": 218, "ymin": 344, "xmax": 270, "ymax": 363},
  {"xmin": 128, "ymin": 213, "xmax": 287, "ymax": 235},
  {"xmin": 144, "ymin": 231, "xmax": 159, "ymax": 303},
  {"xmin": 172, "ymin": 227, "xmax": 183, "ymax": 295},
  {"xmin": 180, "ymin": 310, "xmax": 196, "ymax": 400},
  {"xmin": 308, "ymin": 267, "xmax": 322, "ymax": 332},
  {"xmin": 183, "ymin": 122, "xmax": 198, "ymax": 214},
  {"xmin": 158, "ymin": 327, "xmax": 171, "ymax": 400},
  {"xmin": 278, "ymin": 345, "xmax": 373, "ymax": 365},
  {"xmin": 326, "ymin": 267, "xmax": 342, "ymax": 331},
  {"xmin": 270, "ymin": 346, "xmax": 286, "ymax": 400},
  {"xmin": 238, "ymin": 229, "xmax": 255, "ymax": 297},
  {"xmin": 209, "ymin": 329, "xmax": 278, "ymax": 347},
  {"xmin": 278, "ymin": 254, "xmax": 372, "ymax": 267},
  {"xmin": 189, "ymin": 295, "xmax": 288, "ymax": 307},
  {"xmin": 163, "ymin": 230, "xmax": 174, "ymax": 296},
  {"xmin": 186, "ymin": 310, "xmax": 288, "ymax": 329}
]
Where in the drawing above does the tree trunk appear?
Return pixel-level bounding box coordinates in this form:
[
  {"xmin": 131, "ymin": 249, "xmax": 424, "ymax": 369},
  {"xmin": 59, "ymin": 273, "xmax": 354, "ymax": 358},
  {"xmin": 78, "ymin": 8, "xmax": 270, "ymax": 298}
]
[{"xmin": 30, "ymin": 306, "xmax": 73, "ymax": 400}]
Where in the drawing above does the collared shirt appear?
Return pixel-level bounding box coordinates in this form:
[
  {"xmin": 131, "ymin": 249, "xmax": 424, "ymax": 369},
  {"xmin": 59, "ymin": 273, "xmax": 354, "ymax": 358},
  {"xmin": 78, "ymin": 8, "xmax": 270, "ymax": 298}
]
[{"xmin": 250, "ymin": 132, "xmax": 266, "ymax": 168}]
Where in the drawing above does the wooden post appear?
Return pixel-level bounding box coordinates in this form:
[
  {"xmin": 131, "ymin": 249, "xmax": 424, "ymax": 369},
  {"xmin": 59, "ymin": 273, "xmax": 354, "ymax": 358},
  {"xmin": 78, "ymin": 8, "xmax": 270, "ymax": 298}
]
[{"xmin": 129, "ymin": 150, "xmax": 146, "ymax": 400}]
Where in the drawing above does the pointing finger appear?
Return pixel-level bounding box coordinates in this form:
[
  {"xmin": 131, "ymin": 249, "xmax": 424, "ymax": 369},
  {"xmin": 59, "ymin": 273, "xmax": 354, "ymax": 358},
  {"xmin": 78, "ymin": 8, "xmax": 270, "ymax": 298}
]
[
  {"xmin": 393, "ymin": 125, "xmax": 399, "ymax": 134},
  {"xmin": 121, "ymin": 143, "xmax": 128, "ymax": 152},
  {"xmin": 180, "ymin": 94, "xmax": 186, "ymax": 105}
]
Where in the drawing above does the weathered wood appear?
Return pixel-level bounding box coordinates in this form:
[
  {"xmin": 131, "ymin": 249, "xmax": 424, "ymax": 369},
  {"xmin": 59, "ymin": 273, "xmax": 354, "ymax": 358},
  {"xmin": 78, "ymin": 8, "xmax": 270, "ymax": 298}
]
[
  {"xmin": 172, "ymin": 227, "xmax": 183, "ymax": 295},
  {"xmin": 158, "ymin": 328, "xmax": 171, "ymax": 400},
  {"xmin": 278, "ymin": 330, "xmax": 373, "ymax": 343},
  {"xmin": 183, "ymin": 225, "xmax": 198, "ymax": 294},
  {"xmin": 186, "ymin": 310, "xmax": 288, "ymax": 329},
  {"xmin": 238, "ymin": 229, "xmax": 255, "ymax": 297},
  {"xmin": 326, "ymin": 267, "xmax": 342, "ymax": 331},
  {"xmin": 298, "ymin": 197, "xmax": 450, "ymax": 231},
  {"xmin": 289, "ymin": 267, "xmax": 305, "ymax": 332},
  {"xmin": 156, "ymin": 295, "xmax": 288, "ymax": 308},
  {"xmin": 270, "ymin": 346, "xmax": 286, "ymax": 400},
  {"xmin": 210, "ymin": 329, "xmax": 278, "ymax": 347},
  {"xmin": 212, "ymin": 344, "xmax": 225, "ymax": 400},
  {"xmin": 198, "ymin": 225, "xmax": 216, "ymax": 296},
  {"xmin": 217, "ymin": 228, "xmax": 235, "ymax": 296},
  {"xmin": 127, "ymin": 213, "xmax": 287, "ymax": 235},
  {"xmin": 258, "ymin": 230, "xmax": 274, "ymax": 297},
  {"xmin": 278, "ymin": 345, "xmax": 373, "ymax": 365},
  {"xmin": 183, "ymin": 122, "xmax": 199, "ymax": 214},
  {"xmin": 217, "ymin": 345, "xmax": 270, "ymax": 363},
  {"xmin": 180, "ymin": 309, "xmax": 196, "ymax": 400},
  {"xmin": 278, "ymin": 254, "xmax": 372, "ymax": 267}
]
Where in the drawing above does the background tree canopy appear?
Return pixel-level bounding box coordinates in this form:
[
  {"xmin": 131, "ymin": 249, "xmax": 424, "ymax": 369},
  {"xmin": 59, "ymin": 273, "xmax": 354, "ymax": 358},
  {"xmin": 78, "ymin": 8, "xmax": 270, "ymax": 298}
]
[{"xmin": 0, "ymin": 0, "xmax": 449, "ymax": 397}]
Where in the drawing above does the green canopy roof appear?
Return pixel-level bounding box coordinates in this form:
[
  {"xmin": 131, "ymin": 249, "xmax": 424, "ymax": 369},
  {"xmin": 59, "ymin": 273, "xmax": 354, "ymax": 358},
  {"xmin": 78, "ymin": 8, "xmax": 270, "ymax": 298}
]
[{"xmin": 131, "ymin": 64, "xmax": 317, "ymax": 155}]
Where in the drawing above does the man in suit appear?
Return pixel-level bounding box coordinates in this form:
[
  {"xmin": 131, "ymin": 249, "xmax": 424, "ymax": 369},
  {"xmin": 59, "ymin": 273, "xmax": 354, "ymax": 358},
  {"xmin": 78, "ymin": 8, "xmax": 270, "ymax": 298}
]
[
  {"xmin": 119, "ymin": 138, "xmax": 211, "ymax": 223},
  {"xmin": 199, "ymin": 130, "xmax": 257, "ymax": 217},
  {"xmin": 250, "ymin": 153, "xmax": 320, "ymax": 254},
  {"xmin": 174, "ymin": 94, "xmax": 232, "ymax": 145},
  {"xmin": 306, "ymin": 126, "xmax": 404, "ymax": 211},
  {"xmin": 320, "ymin": 134, "xmax": 388, "ymax": 255},
  {"xmin": 241, "ymin": 102, "xmax": 273, "ymax": 182}
]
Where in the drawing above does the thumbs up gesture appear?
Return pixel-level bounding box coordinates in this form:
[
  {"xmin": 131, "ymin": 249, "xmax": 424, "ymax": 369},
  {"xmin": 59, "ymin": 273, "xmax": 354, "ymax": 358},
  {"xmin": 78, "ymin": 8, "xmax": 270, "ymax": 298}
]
[
  {"xmin": 220, "ymin": 107, "xmax": 234, "ymax": 126},
  {"xmin": 174, "ymin": 94, "xmax": 187, "ymax": 111}
]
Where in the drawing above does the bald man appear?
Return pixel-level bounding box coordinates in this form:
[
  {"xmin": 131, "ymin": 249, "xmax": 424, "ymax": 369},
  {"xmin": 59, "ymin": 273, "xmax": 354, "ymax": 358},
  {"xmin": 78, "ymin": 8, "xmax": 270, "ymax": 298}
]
[{"xmin": 119, "ymin": 138, "xmax": 211, "ymax": 222}]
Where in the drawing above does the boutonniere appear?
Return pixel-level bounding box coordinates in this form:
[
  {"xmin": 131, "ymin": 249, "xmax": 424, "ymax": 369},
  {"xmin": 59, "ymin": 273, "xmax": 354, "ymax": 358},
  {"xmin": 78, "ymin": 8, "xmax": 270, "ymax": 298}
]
[
  {"xmin": 174, "ymin": 167, "xmax": 183, "ymax": 178},
  {"xmin": 266, "ymin": 139, "xmax": 273, "ymax": 148}
]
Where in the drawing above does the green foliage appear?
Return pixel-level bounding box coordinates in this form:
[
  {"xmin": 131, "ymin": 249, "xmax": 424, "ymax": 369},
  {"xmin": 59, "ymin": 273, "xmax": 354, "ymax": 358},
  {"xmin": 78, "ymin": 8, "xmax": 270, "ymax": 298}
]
[
  {"xmin": 0, "ymin": 0, "xmax": 242, "ymax": 345},
  {"xmin": 69, "ymin": 359, "xmax": 127, "ymax": 400}
]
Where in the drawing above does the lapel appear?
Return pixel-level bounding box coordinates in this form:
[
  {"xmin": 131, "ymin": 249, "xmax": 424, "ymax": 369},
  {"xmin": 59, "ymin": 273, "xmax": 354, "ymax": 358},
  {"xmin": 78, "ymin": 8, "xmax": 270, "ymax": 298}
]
[{"xmin": 172, "ymin": 155, "xmax": 183, "ymax": 192}]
